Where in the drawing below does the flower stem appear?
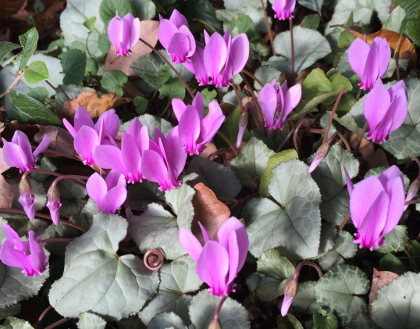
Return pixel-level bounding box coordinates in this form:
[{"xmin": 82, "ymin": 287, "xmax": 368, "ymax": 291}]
[
  {"xmin": 0, "ymin": 208, "xmax": 88, "ymax": 232},
  {"xmin": 0, "ymin": 68, "xmax": 26, "ymax": 98},
  {"xmin": 328, "ymin": 131, "xmax": 351, "ymax": 152},
  {"xmin": 30, "ymin": 145, "xmax": 79, "ymax": 161},
  {"xmin": 242, "ymin": 69, "xmax": 264, "ymax": 88},
  {"xmin": 293, "ymin": 120, "xmax": 306, "ymax": 159},
  {"xmin": 39, "ymin": 238, "xmax": 73, "ymax": 244},
  {"xmin": 138, "ymin": 38, "xmax": 194, "ymax": 99},
  {"xmin": 50, "ymin": 175, "xmax": 90, "ymax": 189},
  {"xmin": 210, "ymin": 295, "xmax": 227, "ymax": 327},
  {"xmin": 240, "ymin": 72, "xmax": 266, "ymax": 134},
  {"xmin": 22, "ymin": 169, "xmax": 86, "ymax": 188},
  {"xmin": 231, "ymin": 82, "xmax": 245, "ymax": 113},
  {"xmin": 323, "ymin": 87, "xmax": 346, "ymax": 144},
  {"xmin": 353, "ymin": 121, "xmax": 369, "ymax": 155},
  {"xmin": 260, "ymin": 0, "xmax": 275, "ymax": 55},
  {"xmin": 36, "ymin": 305, "xmax": 53, "ymax": 326},
  {"xmin": 339, "ymin": 212, "xmax": 351, "ymax": 230},
  {"xmin": 355, "ymin": 88, "xmax": 362, "ymax": 102},
  {"xmin": 144, "ymin": 249, "xmax": 165, "ymax": 271},
  {"xmin": 294, "ymin": 261, "xmax": 323, "ymax": 278},
  {"xmin": 289, "ymin": 19, "xmax": 295, "ymax": 75},
  {"xmin": 44, "ymin": 317, "xmax": 71, "ymax": 329},
  {"xmin": 217, "ymin": 131, "xmax": 239, "ymax": 157}
]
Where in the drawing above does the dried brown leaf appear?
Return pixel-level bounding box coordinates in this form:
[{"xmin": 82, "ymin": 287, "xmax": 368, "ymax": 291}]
[
  {"xmin": 368, "ymin": 268, "xmax": 399, "ymax": 314},
  {"xmin": 0, "ymin": 148, "xmax": 15, "ymax": 208},
  {"xmin": 34, "ymin": 125, "xmax": 76, "ymax": 157}
]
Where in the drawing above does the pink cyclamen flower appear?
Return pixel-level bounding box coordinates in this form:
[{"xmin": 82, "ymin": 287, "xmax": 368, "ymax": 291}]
[
  {"xmin": 308, "ymin": 143, "xmax": 330, "ymax": 173},
  {"xmin": 18, "ymin": 177, "xmax": 35, "ymax": 220},
  {"xmin": 172, "ymin": 92, "xmax": 225, "ymax": 155},
  {"xmin": 179, "ymin": 217, "xmax": 249, "ymax": 297},
  {"xmin": 141, "ymin": 126, "xmax": 187, "ymax": 191},
  {"xmin": 108, "ymin": 11, "xmax": 141, "ymax": 56},
  {"xmin": 364, "ymin": 80, "xmax": 408, "ymax": 143},
  {"xmin": 0, "ymin": 224, "xmax": 48, "ymax": 277},
  {"xmin": 346, "ymin": 165, "xmax": 405, "ymax": 251},
  {"xmin": 273, "ymin": 0, "xmax": 296, "ymax": 20},
  {"xmin": 63, "ymin": 106, "xmax": 120, "ymax": 166},
  {"xmin": 2, "ymin": 130, "xmax": 50, "ymax": 173},
  {"xmin": 159, "ymin": 9, "xmax": 196, "ymax": 64},
  {"xmin": 259, "ymin": 79, "xmax": 302, "ymax": 130},
  {"xmin": 184, "ymin": 29, "xmax": 249, "ymax": 87},
  {"xmin": 94, "ymin": 118, "xmax": 149, "ymax": 183},
  {"xmin": 348, "ymin": 37, "xmax": 391, "ymax": 90},
  {"xmin": 86, "ymin": 170, "xmax": 127, "ymax": 213}
]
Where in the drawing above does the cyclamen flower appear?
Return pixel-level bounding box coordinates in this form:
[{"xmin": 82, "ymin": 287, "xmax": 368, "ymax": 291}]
[
  {"xmin": 364, "ymin": 80, "xmax": 408, "ymax": 143},
  {"xmin": 172, "ymin": 92, "xmax": 225, "ymax": 155},
  {"xmin": 281, "ymin": 272, "xmax": 299, "ymax": 316},
  {"xmin": 348, "ymin": 37, "xmax": 391, "ymax": 90},
  {"xmin": 179, "ymin": 217, "xmax": 249, "ymax": 297},
  {"xmin": 273, "ymin": 0, "xmax": 296, "ymax": 20},
  {"xmin": 184, "ymin": 29, "xmax": 249, "ymax": 87},
  {"xmin": 0, "ymin": 224, "xmax": 48, "ymax": 277},
  {"xmin": 46, "ymin": 184, "xmax": 61, "ymax": 225},
  {"xmin": 159, "ymin": 9, "xmax": 196, "ymax": 64},
  {"xmin": 86, "ymin": 170, "xmax": 127, "ymax": 213},
  {"xmin": 346, "ymin": 165, "xmax": 405, "ymax": 251},
  {"xmin": 108, "ymin": 11, "xmax": 141, "ymax": 56},
  {"xmin": 94, "ymin": 118, "xmax": 149, "ymax": 183},
  {"xmin": 2, "ymin": 130, "xmax": 50, "ymax": 173},
  {"xmin": 141, "ymin": 126, "xmax": 187, "ymax": 191},
  {"xmin": 18, "ymin": 177, "xmax": 35, "ymax": 220},
  {"xmin": 259, "ymin": 80, "xmax": 302, "ymax": 130},
  {"xmin": 63, "ymin": 107, "xmax": 120, "ymax": 166}
]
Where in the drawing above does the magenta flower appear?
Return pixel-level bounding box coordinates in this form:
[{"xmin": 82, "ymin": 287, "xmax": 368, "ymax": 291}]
[
  {"xmin": 86, "ymin": 170, "xmax": 127, "ymax": 213},
  {"xmin": 159, "ymin": 9, "xmax": 196, "ymax": 64},
  {"xmin": 172, "ymin": 92, "xmax": 225, "ymax": 155},
  {"xmin": 94, "ymin": 119, "xmax": 149, "ymax": 183},
  {"xmin": 2, "ymin": 130, "xmax": 50, "ymax": 173},
  {"xmin": 179, "ymin": 217, "xmax": 249, "ymax": 297},
  {"xmin": 348, "ymin": 37, "xmax": 391, "ymax": 90},
  {"xmin": 184, "ymin": 29, "xmax": 249, "ymax": 87},
  {"xmin": 141, "ymin": 126, "xmax": 187, "ymax": 191},
  {"xmin": 273, "ymin": 0, "xmax": 296, "ymax": 20},
  {"xmin": 108, "ymin": 11, "xmax": 141, "ymax": 56},
  {"xmin": 308, "ymin": 143, "xmax": 331, "ymax": 173},
  {"xmin": 281, "ymin": 294, "xmax": 294, "ymax": 316},
  {"xmin": 259, "ymin": 80, "xmax": 302, "ymax": 130},
  {"xmin": 46, "ymin": 184, "xmax": 61, "ymax": 225},
  {"xmin": 0, "ymin": 224, "xmax": 48, "ymax": 277},
  {"xmin": 364, "ymin": 80, "xmax": 408, "ymax": 143},
  {"xmin": 347, "ymin": 165, "xmax": 405, "ymax": 251},
  {"xmin": 18, "ymin": 177, "xmax": 35, "ymax": 220}
]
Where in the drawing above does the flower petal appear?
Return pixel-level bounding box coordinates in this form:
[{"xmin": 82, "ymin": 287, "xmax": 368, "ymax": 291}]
[
  {"xmin": 179, "ymin": 227, "xmax": 203, "ymax": 261},
  {"xmin": 74, "ymin": 106, "xmax": 94, "ymax": 132},
  {"xmin": 191, "ymin": 46, "xmax": 209, "ymax": 85},
  {"xmin": 164, "ymin": 126, "xmax": 187, "ymax": 180},
  {"xmin": 158, "ymin": 19, "xmax": 178, "ymax": 50},
  {"xmin": 121, "ymin": 133, "xmax": 142, "ymax": 183},
  {"xmin": 192, "ymin": 92, "xmax": 204, "ymax": 119},
  {"xmin": 281, "ymin": 295, "xmax": 294, "ymax": 317},
  {"xmin": 343, "ymin": 166, "xmax": 354, "ymax": 195},
  {"xmin": 226, "ymin": 230, "xmax": 239, "ymax": 286},
  {"xmin": 86, "ymin": 173, "xmax": 108, "ymax": 210},
  {"xmin": 348, "ymin": 38, "xmax": 370, "ymax": 78},
  {"xmin": 259, "ymin": 82, "xmax": 278, "ymax": 128},
  {"xmin": 141, "ymin": 150, "xmax": 170, "ymax": 190},
  {"xmin": 102, "ymin": 184, "xmax": 127, "ymax": 213},
  {"xmin": 168, "ymin": 32, "xmax": 190, "ymax": 62},
  {"xmin": 172, "ymin": 99, "xmax": 187, "ymax": 122},
  {"xmin": 375, "ymin": 37, "xmax": 391, "ymax": 79},
  {"xmin": 28, "ymin": 230, "xmax": 48, "ymax": 276},
  {"xmin": 200, "ymin": 101, "xmax": 224, "ymax": 144},
  {"xmin": 204, "ymin": 33, "xmax": 227, "ymax": 83},
  {"xmin": 32, "ymin": 134, "xmax": 50, "ymax": 158},
  {"xmin": 2, "ymin": 140, "xmax": 28, "ymax": 172},
  {"xmin": 179, "ymin": 105, "xmax": 200, "ymax": 154},
  {"xmin": 95, "ymin": 110, "xmax": 120, "ymax": 139},
  {"xmin": 108, "ymin": 13, "xmax": 124, "ymax": 51},
  {"xmin": 364, "ymin": 79, "xmax": 391, "ymax": 133},
  {"xmin": 198, "ymin": 222, "xmax": 211, "ymax": 244},
  {"xmin": 74, "ymin": 126, "xmax": 99, "ymax": 166},
  {"xmin": 169, "ymin": 9, "xmax": 188, "ymax": 28},
  {"xmin": 180, "ymin": 25, "xmax": 196, "ymax": 57},
  {"xmin": 105, "ymin": 169, "xmax": 126, "ymax": 190},
  {"xmin": 94, "ymin": 145, "xmax": 126, "ymax": 175},
  {"xmin": 228, "ymin": 33, "xmax": 249, "ymax": 77}
]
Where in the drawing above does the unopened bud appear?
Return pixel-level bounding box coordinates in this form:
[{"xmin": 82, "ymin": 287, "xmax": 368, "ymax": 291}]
[
  {"xmin": 281, "ymin": 272, "xmax": 299, "ymax": 317},
  {"xmin": 18, "ymin": 177, "xmax": 35, "ymax": 220},
  {"xmin": 208, "ymin": 320, "xmax": 222, "ymax": 329},
  {"xmin": 406, "ymin": 177, "xmax": 420, "ymax": 204},
  {"xmin": 47, "ymin": 184, "xmax": 62, "ymax": 225},
  {"xmin": 236, "ymin": 111, "xmax": 248, "ymax": 148},
  {"xmin": 19, "ymin": 176, "xmax": 32, "ymax": 194},
  {"xmin": 308, "ymin": 143, "xmax": 330, "ymax": 173}
]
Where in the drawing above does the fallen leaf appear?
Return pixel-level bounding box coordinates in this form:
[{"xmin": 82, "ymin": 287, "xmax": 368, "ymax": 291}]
[
  {"xmin": 197, "ymin": 143, "xmax": 217, "ymax": 159},
  {"xmin": 104, "ymin": 20, "xmax": 160, "ymax": 76},
  {"xmin": 349, "ymin": 132, "xmax": 389, "ymax": 169},
  {"xmin": 191, "ymin": 182, "xmax": 231, "ymax": 244},
  {"xmin": 34, "ymin": 125, "xmax": 77, "ymax": 157},
  {"xmin": 59, "ymin": 91, "xmax": 128, "ymax": 124},
  {"xmin": 0, "ymin": 0, "xmax": 26, "ymax": 20},
  {"xmin": 331, "ymin": 25, "xmax": 417, "ymax": 64},
  {"xmin": 0, "ymin": 148, "xmax": 15, "ymax": 208},
  {"xmin": 368, "ymin": 268, "xmax": 399, "ymax": 314}
]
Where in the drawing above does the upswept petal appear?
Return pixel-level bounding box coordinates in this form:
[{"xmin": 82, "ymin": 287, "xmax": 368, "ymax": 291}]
[
  {"xmin": 86, "ymin": 173, "xmax": 108, "ymax": 210},
  {"xmin": 179, "ymin": 105, "xmax": 201, "ymax": 154},
  {"xmin": 348, "ymin": 38, "xmax": 370, "ymax": 78},
  {"xmin": 28, "ymin": 230, "xmax": 47, "ymax": 276},
  {"xmin": 228, "ymin": 34, "xmax": 249, "ymax": 77},
  {"xmin": 102, "ymin": 184, "xmax": 127, "ymax": 213},
  {"xmin": 105, "ymin": 169, "xmax": 126, "ymax": 190},
  {"xmin": 15, "ymin": 132, "xmax": 33, "ymax": 166},
  {"xmin": 74, "ymin": 126, "xmax": 99, "ymax": 166},
  {"xmin": 164, "ymin": 126, "xmax": 187, "ymax": 179},
  {"xmin": 192, "ymin": 92, "xmax": 204, "ymax": 119},
  {"xmin": 32, "ymin": 134, "xmax": 50, "ymax": 158},
  {"xmin": 179, "ymin": 227, "xmax": 203, "ymax": 261},
  {"xmin": 95, "ymin": 110, "xmax": 120, "ymax": 138},
  {"xmin": 361, "ymin": 40, "xmax": 380, "ymax": 90},
  {"xmin": 226, "ymin": 230, "xmax": 239, "ymax": 287},
  {"xmin": 200, "ymin": 101, "xmax": 225, "ymax": 144},
  {"xmin": 141, "ymin": 150, "xmax": 170, "ymax": 190},
  {"xmin": 382, "ymin": 84, "xmax": 408, "ymax": 135},
  {"xmin": 259, "ymin": 82, "xmax": 278, "ymax": 128},
  {"xmin": 204, "ymin": 33, "xmax": 227, "ymax": 83},
  {"xmin": 169, "ymin": 9, "xmax": 188, "ymax": 28},
  {"xmin": 127, "ymin": 15, "xmax": 141, "ymax": 49},
  {"xmin": 343, "ymin": 166, "xmax": 354, "ymax": 195},
  {"xmin": 158, "ymin": 19, "xmax": 178, "ymax": 49},
  {"xmin": 172, "ymin": 99, "xmax": 187, "ymax": 121},
  {"xmin": 63, "ymin": 119, "xmax": 76, "ymax": 137},
  {"xmin": 3, "ymin": 223, "xmax": 21, "ymax": 241},
  {"xmin": 198, "ymin": 222, "xmax": 211, "ymax": 244},
  {"xmin": 191, "ymin": 46, "xmax": 208, "ymax": 85},
  {"xmin": 121, "ymin": 13, "xmax": 140, "ymax": 54},
  {"xmin": 2, "ymin": 140, "xmax": 29, "ymax": 172},
  {"xmin": 180, "ymin": 25, "xmax": 196, "ymax": 57},
  {"xmin": 196, "ymin": 241, "xmax": 229, "ymax": 297},
  {"xmin": 121, "ymin": 133, "xmax": 142, "ymax": 183},
  {"xmin": 279, "ymin": 83, "xmax": 302, "ymax": 125},
  {"xmin": 94, "ymin": 145, "xmax": 126, "ymax": 175},
  {"xmin": 108, "ymin": 13, "xmax": 124, "ymax": 52},
  {"xmin": 374, "ymin": 37, "xmax": 391, "ymax": 79},
  {"xmin": 126, "ymin": 117, "xmax": 143, "ymax": 143},
  {"xmin": 168, "ymin": 33, "xmax": 191, "ymax": 63},
  {"xmin": 0, "ymin": 239, "xmax": 32, "ymax": 274},
  {"xmin": 74, "ymin": 106, "xmax": 94, "ymax": 132},
  {"xmin": 364, "ymin": 80, "xmax": 391, "ymax": 132}
]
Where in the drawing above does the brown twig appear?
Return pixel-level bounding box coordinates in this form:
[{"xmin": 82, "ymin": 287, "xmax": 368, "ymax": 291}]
[{"xmin": 0, "ymin": 69, "xmax": 26, "ymax": 98}]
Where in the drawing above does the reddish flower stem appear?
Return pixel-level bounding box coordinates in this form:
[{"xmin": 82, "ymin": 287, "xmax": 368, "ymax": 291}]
[
  {"xmin": 289, "ymin": 19, "xmax": 295, "ymax": 75},
  {"xmin": 328, "ymin": 131, "xmax": 351, "ymax": 152},
  {"xmin": 242, "ymin": 69, "xmax": 264, "ymax": 88},
  {"xmin": 36, "ymin": 305, "xmax": 53, "ymax": 325},
  {"xmin": 339, "ymin": 212, "xmax": 351, "ymax": 230},
  {"xmin": 22, "ymin": 169, "xmax": 86, "ymax": 188},
  {"xmin": 260, "ymin": 0, "xmax": 275, "ymax": 55},
  {"xmin": 294, "ymin": 260, "xmax": 323, "ymax": 278},
  {"xmin": 39, "ymin": 238, "xmax": 73, "ymax": 244},
  {"xmin": 240, "ymin": 72, "xmax": 266, "ymax": 134},
  {"xmin": 49, "ymin": 175, "xmax": 90, "ymax": 189},
  {"xmin": 210, "ymin": 295, "xmax": 228, "ymax": 327},
  {"xmin": 44, "ymin": 317, "xmax": 71, "ymax": 329},
  {"xmin": 217, "ymin": 131, "xmax": 239, "ymax": 157},
  {"xmin": 323, "ymin": 87, "xmax": 346, "ymax": 144}
]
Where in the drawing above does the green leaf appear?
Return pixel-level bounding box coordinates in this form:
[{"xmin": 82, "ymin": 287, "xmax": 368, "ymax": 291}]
[
  {"xmin": 314, "ymin": 264, "xmax": 370, "ymax": 325},
  {"xmin": 148, "ymin": 313, "xmax": 187, "ymax": 329},
  {"xmin": 371, "ymin": 271, "xmax": 420, "ymax": 329},
  {"xmin": 77, "ymin": 312, "xmax": 106, "ymax": 329},
  {"xmin": 139, "ymin": 256, "xmax": 201, "ymax": 325},
  {"xmin": 130, "ymin": 0, "xmax": 156, "ymax": 20},
  {"xmin": 156, "ymin": 64, "xmax": 173, "ymax": 86},
  {"xmin": 71, "ymin": 40, "xmax": 87, "ymax": 52},
  {"xmin": 99, "ymin": 0, "xmax": 133, "ymax": 25},
  {"xmin": 394, "ymin": 0, "xmax": 420, "ymax": 19},
  {"xmin": 83, "ymin": 17, "xmax": 97, "ymax": 33},
  {"xmin": 59, "ymin": 49, "xmax": 87, "ymax": 85},
  {"xmin": 223, "ymin": 0, "xmax": 267, "ymax": 10},
  {"xmin": 254, "ymin": 65, "xmax": 281, "ymax": 90},
  {"xmin": 244, "ymin": 159, "xmax": 322, "ymax": 259},
  {"xmin": 6, "ymin": 91, "xmax": 62, "ymax": 125},
  {"xmin": 185, "ymin": 157, "xmax": 241, "ymax": 199},
  {"xmin": 230, "ymin": 13, "xmax": 255, "ymax": 38},
  {"xmin": 289, "ymin": 281, "xmax": 319, "ymax": 315},
  {"xmin": 301, "ymin": 14, "xmax": 320, "ymax": 30},
  {"xmin": 309, "ymin": 145, "xmax": 359, "ymax": 225},
  {"xmin": 179, "ymin": 0, "xmax": 222, "ymax": 33},
  {"xmin": 133, "ymin": 96, "xmax": 149, "ymax": 115},
  {"xmin": 0, "ymin": 317, "xmax": 34, "ymax": 328},
  {"xmin": 407, "ymin": 17, "xmax": 420, "ymax": 45},
  {"xmin": 217, "ymin": 5, "xmax": 271, "ymax": 33},
  {"xmin": 269, "ymin": 27, "xmax": 331, "ymax": 74},
  {"xmin": 138, "ymin": 115, "xmax": 173, "ymax": 137},
  {"xmin": 24, "ymin": 61, "xmax": 49, "ymax": 84},
  {"xmin": 49, "ymin": 213, "xmax": 159, "ymax": 320},
  {"xmin": 165, "ymin": 179, "xmax": 196, "ymax": 231},
  {"xmin": 277, "ymin": 314, "xmax": 304, "ymax": 329},
  {"xmin": 0, "ymin": 261, "xmax": 49, "ymax": 308},
  {"xmin": 379, "ymin": 253, "xmax": 406, "ymax": 275},
  {"xmin": 85, "ymin": 58, "xmax": 99, "ymax": 76},
  {"xmin": 0, "ymin": 303, "xmax": 21, "ymax": 321},
  {"xmin": 188, "ymin": 290, "xmax": 250, "ymax": 329},
  {"xmin": 118, "ymin": 316, "xmax": 146, "ymax": 329},
  {"xmin": 98, "ymin": 33, "xmax": 111, "ymax": 54},
  {"xmin": 347, "ymin": 312, "xmax": 379, "ymax": 329},
  {"xmin": 128, "ymin": 203, "xmax": 186, "ymax": 260},
  {"xmin": 0, "ymin": 42, "xmax": 21, "ymax": 64},
  {"xmin": 101, "ymin": 70, "xmax": 128, "ymax": 98},
  {"xmin": 159, "ymin": 78, "xmax": 185, "ymax": 101},
  {"xmin": 255, "ymin": 250, "xmax": 295, "ymax": 301},
  {"xmin": 337, "ymin": 30, "xmax": 356, "ymax": 48},
  {"xmin": 313, "ymin": 309, "xmax": 338, "ymax": 329},
  {"xmin": 378, "ymin": 225, "xmax": 409, "ymax": 254},
  {"xmin": 127, "ymin": 182, "xmax": 164, "ymax": 211},
  {"xmin": 14, "ymin": 28, "xmax": 39, "ymax": 71},
  {"xmin": 130, "ymin": 53, "xmax": 162, "ymax": 88},
  {"xmin": 259, "ymin": 149, "xmax": 298, "ymax": 197},
  {"xmin": 383, "ymin": 6, "xmax": 406, "ymax": 33},
  {"xmin": 27, "ymin": 87, "xmax": 49, "ymax": 103},
  {"xmin": 298, "ymin": 0, "xmax": 324, "ymax": 12},
  {"xmin": 231, "ymin": 137, "xmax": 275, "ymax": 188}
]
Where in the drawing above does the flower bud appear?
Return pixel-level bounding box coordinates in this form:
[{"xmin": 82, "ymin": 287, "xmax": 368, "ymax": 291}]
[
  {"xmin": 18, "ymin": 177, "xmax": 35, "ymax": 220},
  {"xmin": 308, "ymin": 143, "xmax": 330, "ymax": 173},
  {"xmin": 281, "ymin": 272, "xmax": 299, "ymax": 317},
  {"xmin": 46, "ymin": 184, "xmax": 62, "ymax": 225},
  {"xmin": 208, "ymin": 320, "xmax": 222, "ymax": 329},
  {"xmin": 236, "ymin": 111, "xmax": 248, "ymax": 148},
  {"xmin": 405, "ymin": 177, "xmax": 420, "ymax": 210}
]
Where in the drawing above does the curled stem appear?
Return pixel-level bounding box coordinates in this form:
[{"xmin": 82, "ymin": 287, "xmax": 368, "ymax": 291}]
[
  {"xmin": 339, "ymin": 212, "xmax": 351, "ymax": 231},
  {"xmin": 138, "ymin": 38, "xmax": 194, "ymax": 99},
  {"xmin": 39, "ymin": 238, "xmax": 73, "ymax": 244},
  {"xmin": 295, "ymin": 260, "xmax": 323, "ymax": 278},
  {"xmin": 323, "ymin": 87, "xmax": 346, "ymax": 144},
  {"xmin": 36, "ymin": 305, "xmax": 53, "ymax": 325},
  {"xmin": 260, "ymin": 0, "xmax": 275, "ymax": 55},
  {"xmin": 50, "ymin": 175, "xmax": 90, "ymax": 189},
  {"xmin": 144, "ymin": 249, "xmax": 164, "ymax": 271},
  {"xmin": 293, "ymin": 120, "xmax": 308, "ymax": 159}
]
